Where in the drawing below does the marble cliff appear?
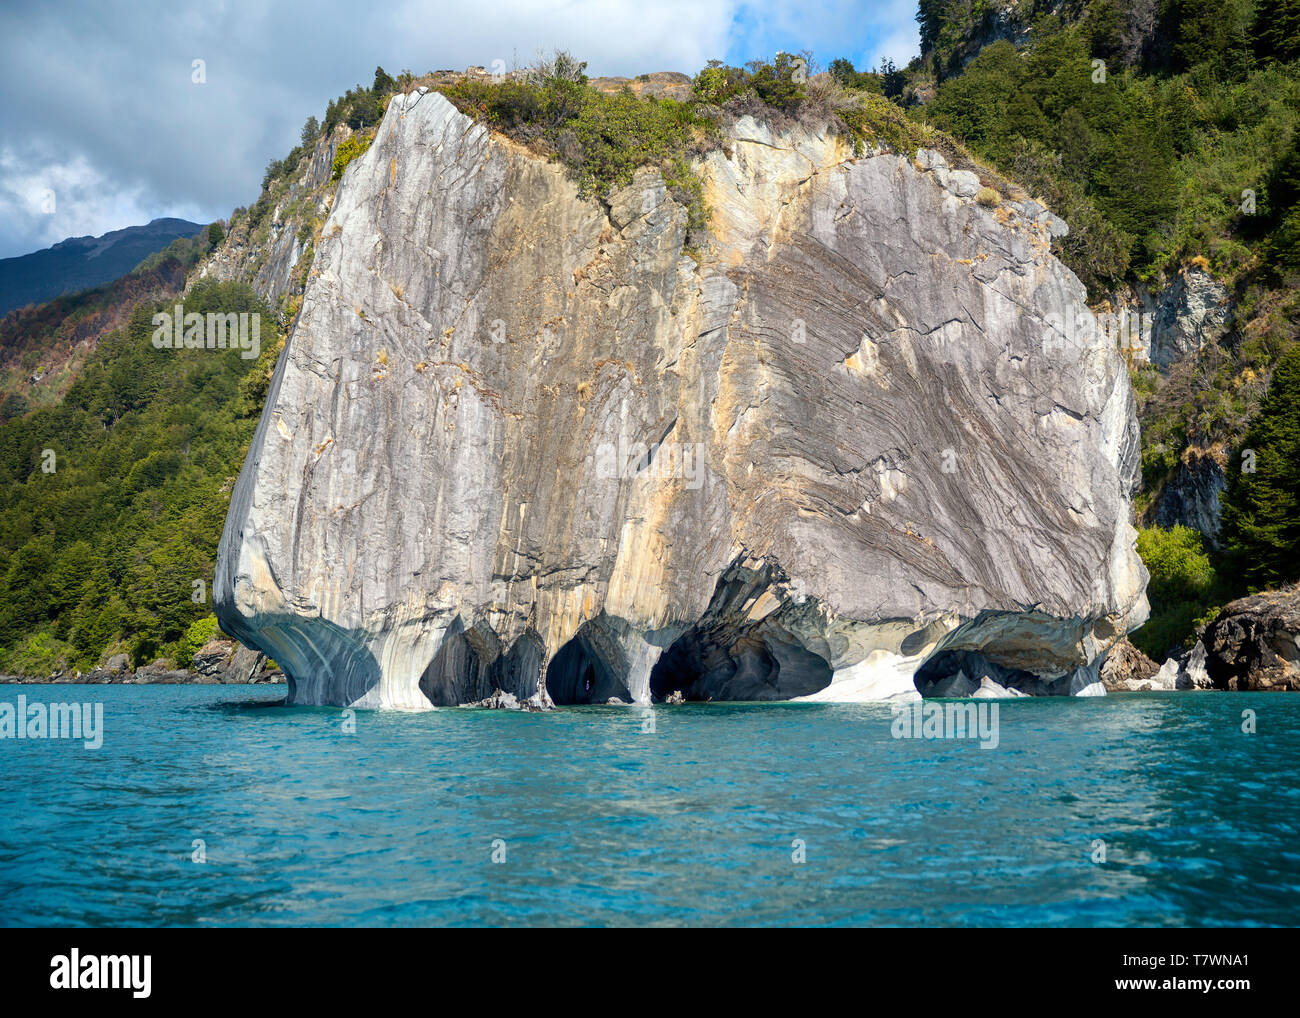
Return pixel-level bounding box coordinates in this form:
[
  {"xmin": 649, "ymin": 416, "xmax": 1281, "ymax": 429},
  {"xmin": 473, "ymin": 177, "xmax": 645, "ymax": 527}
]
[{"xmin": 214, "ymin": 87, "xmax": 1148, "ymax": 708}]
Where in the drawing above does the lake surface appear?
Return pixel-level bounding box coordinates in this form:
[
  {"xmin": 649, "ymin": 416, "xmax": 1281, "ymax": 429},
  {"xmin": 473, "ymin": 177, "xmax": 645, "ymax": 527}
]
[{"xmin": 1, "ymin": 685, "xmax": 1297, "ymax": 926}]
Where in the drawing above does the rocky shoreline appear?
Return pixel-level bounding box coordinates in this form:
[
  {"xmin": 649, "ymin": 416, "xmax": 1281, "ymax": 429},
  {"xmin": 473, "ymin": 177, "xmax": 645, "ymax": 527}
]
[
  {"xmin": 1102, "ymin": 586, "xmax": 1300, "ymax": 692},
  {"xmin": 6, "ymin": 590, "xmax": 1296, "ymax": 696},
  {"xmin": 0, "ymin": 638, "xmax": 282, "ymax": 686}
]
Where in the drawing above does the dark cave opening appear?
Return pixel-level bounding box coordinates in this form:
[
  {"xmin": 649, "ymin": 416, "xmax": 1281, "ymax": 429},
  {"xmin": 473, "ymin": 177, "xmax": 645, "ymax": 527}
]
[
  {"xmin": 419, "ymin": 622, "xmax": 547, "ymax": 706},
  {"xmin": 545, "ymin": 629, "xmax": 633, "ymax": 705},
  {"xmin": 419, "ymin": 622, "xmax": 489, "ymax": 706},
  {"xmin": 912, "ymin": 648, "xmax": 1042, "ymax": 697},
  {"xmin": 648, "ymin": 628, "xmax": 832, "ymax": 702}
]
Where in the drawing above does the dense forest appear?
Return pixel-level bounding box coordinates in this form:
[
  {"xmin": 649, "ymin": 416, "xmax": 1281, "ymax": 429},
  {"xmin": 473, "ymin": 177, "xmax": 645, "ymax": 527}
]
[
  {"xmin": 0, "ymin": 281, "xmax": 280, "ymax": 672},
  {"xmin": 0, "ymin": 0, "xmax": 1297, "ymax": 673}
]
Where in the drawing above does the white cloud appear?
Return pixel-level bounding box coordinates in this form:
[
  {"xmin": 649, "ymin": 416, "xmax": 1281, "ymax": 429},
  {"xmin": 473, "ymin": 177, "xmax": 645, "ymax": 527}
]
[
  {"xmin": 0, "ymin": 0, "xmax": 919, "ymax": 258},
  {"xmin": 0, "ymin": 146, "xmax": 207, "ymax": 256},
  {"xmin": 863, "ymin": 0, "xmax": 922, "ymax": 68}
]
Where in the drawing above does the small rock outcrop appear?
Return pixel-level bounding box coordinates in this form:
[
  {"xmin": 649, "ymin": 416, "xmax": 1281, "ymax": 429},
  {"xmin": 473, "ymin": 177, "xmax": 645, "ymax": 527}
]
[
  {"xmin": 1113, "ymin": 264, "xmax": 1233, "ymax": 373},
  {"xmin": 189, "ymin": 639, "xmax": 281, "ymax": 684},
  {"xmin": 0, "ymin": 641, "xmax": 278, "ymax": 685},
  {"xmin": 1199, "ymin": 588, "xmax": 1300, "ymax": 691},
  {"xmin": 215, "ymin": 90, "xmax": 1148, "ymax": 709},
  {"xmin": 1100, "ymin": 637, "xmax": 1161, "ymax": 691},
  {"xmin": 1148, "ymin": 265, "xmax": 1233, "ymax": 372},
  {"xmin": 1144, "ymin": 444, "xmax": 1227, "ymax": 546}
]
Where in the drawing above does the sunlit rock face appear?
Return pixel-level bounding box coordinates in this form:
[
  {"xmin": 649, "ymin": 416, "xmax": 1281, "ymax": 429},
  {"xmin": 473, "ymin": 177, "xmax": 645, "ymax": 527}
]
[{"xmin": 214, "ymin": 89, "xmax": 1148, "ymax": 709}]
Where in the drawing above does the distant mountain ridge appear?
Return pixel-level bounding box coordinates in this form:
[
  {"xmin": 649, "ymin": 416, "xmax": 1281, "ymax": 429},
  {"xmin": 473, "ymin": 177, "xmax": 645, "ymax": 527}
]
[{"xmin": 0, "ymin": 217, "xmax": 204, "ymax": 316}]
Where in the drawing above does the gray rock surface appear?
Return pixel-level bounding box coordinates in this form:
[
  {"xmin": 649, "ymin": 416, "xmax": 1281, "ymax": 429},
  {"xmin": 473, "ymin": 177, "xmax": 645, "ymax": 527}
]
[
  {"xmin": 189, "ymin": 639, "xmax": 281, "ymax": 684},
  {"xmin": 1168, "ymin": 641, "xmax": 1214, "ymax": 690},
  {"xmin": 946, "ymin": 169, "xmax": 981, "ymax": 198},
  {"xmin": 1149, "ymin": 266, "xmax": 1232, "ymax": 371},
  {"xmin": 1112, "ymin": 265, "xmax": 1233, "ymax": 373},
  {"xmin": 215, "ymin": 91, "xmax": 1148, "ymax": 709},
  {"xmin": 1154, "ymin": 657, "xmax": 1180, "ymax": 688},
  {"xmin": 1146, "ymin": 445, "xmax": 1227, "ymax": 546}
]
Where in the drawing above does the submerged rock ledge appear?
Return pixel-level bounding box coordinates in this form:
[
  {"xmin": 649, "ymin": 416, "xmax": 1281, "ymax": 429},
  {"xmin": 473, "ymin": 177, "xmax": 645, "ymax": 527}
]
[{"xmin": 214, "ymin": 90, "xmax": 1148, "ymax": 709}]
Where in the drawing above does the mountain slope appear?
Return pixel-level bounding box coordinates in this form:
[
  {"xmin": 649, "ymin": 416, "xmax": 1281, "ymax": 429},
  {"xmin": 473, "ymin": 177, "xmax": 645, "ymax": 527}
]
[{"xmin": 0, "ymin": 217, "xmax": 204, "ymax": 316}]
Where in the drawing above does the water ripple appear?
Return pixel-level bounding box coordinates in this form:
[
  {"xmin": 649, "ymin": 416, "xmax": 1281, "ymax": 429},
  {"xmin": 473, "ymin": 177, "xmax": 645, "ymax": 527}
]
[{"xmin": 0, "ymin": 687, "xmax": 1297, "ymax": 926}]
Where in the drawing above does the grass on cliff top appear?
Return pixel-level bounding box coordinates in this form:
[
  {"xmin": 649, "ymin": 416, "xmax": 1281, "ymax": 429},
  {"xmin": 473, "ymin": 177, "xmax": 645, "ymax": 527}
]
[
  {"xmin": 437, "ymin": 60, "xmax": 719, "ymax": 238},
  {"xmin": 431, "ymin": 52, "xmax": 983, "ymax": 245}
]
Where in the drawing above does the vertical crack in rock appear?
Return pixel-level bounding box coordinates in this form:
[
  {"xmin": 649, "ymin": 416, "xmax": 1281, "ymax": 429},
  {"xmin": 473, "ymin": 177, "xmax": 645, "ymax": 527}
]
[{"xmin": 214, "ymin": 91, "xmax": 1148, "ymax": 709}]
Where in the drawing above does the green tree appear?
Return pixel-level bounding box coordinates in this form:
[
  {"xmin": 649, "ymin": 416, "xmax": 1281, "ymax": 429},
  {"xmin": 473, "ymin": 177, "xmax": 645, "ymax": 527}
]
[
  {"xmin": 1163, "ymin": 0, "xmax": 1256, "ymax": 78},
  {"xmin": 1221, "ymin": 344, "xmax": 1300, "ymax": 586},
  {"xmin": 300, "ymin": 114, "xmax": 321, "ymax": 146},
  {"xmin": 1133, "ymin": 524, "xmax": 1219, "ymax": 658},
  {"xmin": 1091, "ymin": 116, "xmax": 1178, "ymax": 264},
  {"xmin": 1255, "ymin": 0, "xmax": 1300, "ymax": 62},
  {"xmin": 876, "ymin": 58, "xmax": 906, "ymax": 100}
]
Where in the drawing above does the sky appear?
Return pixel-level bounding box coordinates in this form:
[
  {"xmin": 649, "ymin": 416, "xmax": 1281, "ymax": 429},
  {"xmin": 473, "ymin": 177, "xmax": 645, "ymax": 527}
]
[{"xmin": 0, "ymin": 0, "xmax": 921, "ymax": 259}]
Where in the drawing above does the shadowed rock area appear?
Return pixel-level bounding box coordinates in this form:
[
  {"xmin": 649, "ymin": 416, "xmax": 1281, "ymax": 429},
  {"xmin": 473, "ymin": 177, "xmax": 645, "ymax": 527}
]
[
  {"xmin": 1200, "ymin": 587, "xmax": 1300, "ymax": 691},
  {"xmin": 214, "ymin": 89, "xmax": 1148, "ymax": 709}
]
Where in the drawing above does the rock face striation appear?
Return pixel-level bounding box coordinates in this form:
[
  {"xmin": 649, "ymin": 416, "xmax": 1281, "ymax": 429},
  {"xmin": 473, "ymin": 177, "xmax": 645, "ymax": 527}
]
[{"xmin": 215, "ymin": 89, "xmax": 1148, "ymax": 709}]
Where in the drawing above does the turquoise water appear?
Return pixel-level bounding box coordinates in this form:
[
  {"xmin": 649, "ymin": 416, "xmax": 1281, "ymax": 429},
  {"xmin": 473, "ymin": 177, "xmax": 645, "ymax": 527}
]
[{"xmin": 0, "ymin": 684, "xmax": 1297, "ymax": 926}]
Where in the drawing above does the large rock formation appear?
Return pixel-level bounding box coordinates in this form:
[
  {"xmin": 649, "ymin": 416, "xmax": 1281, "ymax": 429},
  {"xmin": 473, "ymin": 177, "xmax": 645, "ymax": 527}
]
[
  {"xmin": 1145, "ymin": 444, "xmax": 1227, "ymax": 547},
  {"xmin": 214, "ymin": 89, "xmax": 1148, "ymax": 709},
  {"xmin": 1198, "ymin": 587, "xmax": 1300, "ymax": 691}
]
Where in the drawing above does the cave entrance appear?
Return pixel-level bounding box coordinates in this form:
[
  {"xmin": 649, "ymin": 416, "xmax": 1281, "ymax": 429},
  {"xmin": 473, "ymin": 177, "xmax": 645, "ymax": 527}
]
[
  {"xmin": 912, "ymin": 648, "xmax": 1041, "ymax": 697},
  {"xmin": 648, "ymin": 628, "xmax": 832, "ymax": 702},
  {"xmin": 545, "ymin": 628, "xmax": 632, "ymax": 705},
  {"xmin": 419, "ymin": 622, "xmax": 488, "ymax": 706},
  {"xmin": 419, "ymin": 621, "xmax": 547, "ymax": 706}
]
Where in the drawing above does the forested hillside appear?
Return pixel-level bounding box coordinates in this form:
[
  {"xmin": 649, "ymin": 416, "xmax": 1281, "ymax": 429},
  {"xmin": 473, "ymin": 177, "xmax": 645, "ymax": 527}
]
[
  {"xmin": 0, "ymin": 281, "xmax": 280, "ymax": 673},
  {"xmin": 0, "ymin": 226, "xmax": 223, "ymax": 422}
]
